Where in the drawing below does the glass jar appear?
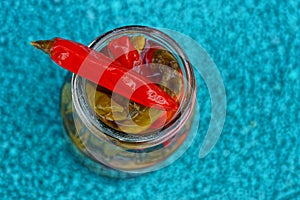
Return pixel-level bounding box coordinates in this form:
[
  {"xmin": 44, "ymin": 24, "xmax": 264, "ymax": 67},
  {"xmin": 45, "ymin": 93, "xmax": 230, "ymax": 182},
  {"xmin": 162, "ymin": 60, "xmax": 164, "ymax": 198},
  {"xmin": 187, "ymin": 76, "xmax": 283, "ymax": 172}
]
[{"xmin": 60, "ymin": 25, "xmax": 198, "ymax": 178}]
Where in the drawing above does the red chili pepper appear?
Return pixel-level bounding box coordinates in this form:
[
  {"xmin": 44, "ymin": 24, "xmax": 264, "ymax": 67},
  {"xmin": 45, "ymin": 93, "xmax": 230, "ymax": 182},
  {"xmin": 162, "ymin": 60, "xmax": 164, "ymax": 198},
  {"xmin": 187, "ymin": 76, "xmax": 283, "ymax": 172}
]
[
  {"xmin": 107, "ymin": 36, "xmax": 140, "ymax": 69},
  {"xmin": 30, "ymin": 38, "xmax": 178, "ymax": 111},
  {"xmin": 142, "ymin": 40, "xmax": 162, "ymax": 64}
]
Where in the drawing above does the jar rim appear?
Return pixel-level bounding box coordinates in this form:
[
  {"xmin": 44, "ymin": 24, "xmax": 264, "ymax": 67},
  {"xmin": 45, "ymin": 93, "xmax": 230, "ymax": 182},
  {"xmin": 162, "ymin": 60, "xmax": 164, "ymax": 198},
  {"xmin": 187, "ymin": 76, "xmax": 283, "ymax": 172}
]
[{"xmin": 71, "ymin": 25, "xmax": 196, "ymax": 146}]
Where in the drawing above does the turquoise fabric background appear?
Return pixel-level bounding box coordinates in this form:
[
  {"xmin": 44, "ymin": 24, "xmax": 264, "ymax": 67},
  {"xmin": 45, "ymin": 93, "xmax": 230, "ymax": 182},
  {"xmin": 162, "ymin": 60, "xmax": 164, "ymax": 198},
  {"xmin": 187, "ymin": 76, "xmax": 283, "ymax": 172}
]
[{"xmin": 1, "ymin": 0, "xmax": 299, "ymax": 199}]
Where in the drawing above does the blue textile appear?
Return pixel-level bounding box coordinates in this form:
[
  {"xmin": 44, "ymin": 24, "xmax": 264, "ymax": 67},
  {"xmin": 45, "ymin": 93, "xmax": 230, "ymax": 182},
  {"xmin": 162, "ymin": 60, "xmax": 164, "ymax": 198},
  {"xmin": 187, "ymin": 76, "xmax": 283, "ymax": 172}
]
[{"xmin": 1, "ymin": 0, "xmax": 299, "ymax": 199}]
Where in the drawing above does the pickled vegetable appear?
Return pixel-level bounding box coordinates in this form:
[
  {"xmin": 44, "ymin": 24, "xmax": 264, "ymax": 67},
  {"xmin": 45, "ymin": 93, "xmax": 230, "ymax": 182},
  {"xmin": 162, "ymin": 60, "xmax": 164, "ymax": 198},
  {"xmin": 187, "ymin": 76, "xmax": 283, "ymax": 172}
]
[{"xmin": 85, "ymin": 36, "xmax": 183, "ymax": 134}]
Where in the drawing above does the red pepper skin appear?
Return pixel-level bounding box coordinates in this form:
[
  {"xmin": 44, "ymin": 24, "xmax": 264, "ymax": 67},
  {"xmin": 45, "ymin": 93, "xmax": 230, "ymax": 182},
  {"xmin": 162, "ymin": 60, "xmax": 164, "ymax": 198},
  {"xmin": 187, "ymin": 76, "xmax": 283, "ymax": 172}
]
[
  {"xmin": 107, "ymin": 36, "xmax": 140, "ymax": 69},
  {"xmin": 49, "ymin": 38, "xmax": 178, "ymax": 111},
  {"xmin": 139, "ymin": 40, "xmax": 165, "ymax": 83},
  {"xmin": 142, "ymin": 39, "xmax": 163, "ymax": 64}
]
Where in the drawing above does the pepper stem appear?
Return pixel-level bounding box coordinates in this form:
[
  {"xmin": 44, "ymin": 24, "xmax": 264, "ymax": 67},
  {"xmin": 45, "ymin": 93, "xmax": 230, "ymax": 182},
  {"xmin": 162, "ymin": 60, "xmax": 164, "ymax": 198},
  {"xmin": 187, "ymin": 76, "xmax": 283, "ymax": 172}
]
[{"xmin": 30, "ymin": 39, "xmax": 54, "ymax": 54}]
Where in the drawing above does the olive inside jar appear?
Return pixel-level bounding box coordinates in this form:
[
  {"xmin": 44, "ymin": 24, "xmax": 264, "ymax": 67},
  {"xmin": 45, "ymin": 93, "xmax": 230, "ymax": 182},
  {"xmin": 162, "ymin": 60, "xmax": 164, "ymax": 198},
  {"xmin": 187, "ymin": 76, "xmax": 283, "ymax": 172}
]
[{"xmin": 60, "ymin": 26, "xmax": 197, "ymax": 178}]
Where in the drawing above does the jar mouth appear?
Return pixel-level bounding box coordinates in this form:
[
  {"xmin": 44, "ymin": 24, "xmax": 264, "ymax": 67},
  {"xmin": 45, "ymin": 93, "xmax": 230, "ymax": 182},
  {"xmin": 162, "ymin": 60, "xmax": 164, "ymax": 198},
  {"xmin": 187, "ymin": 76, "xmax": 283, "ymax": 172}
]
[{"xmin": 71, "ymin": 25, "xmax": 196, "ymax": 144}]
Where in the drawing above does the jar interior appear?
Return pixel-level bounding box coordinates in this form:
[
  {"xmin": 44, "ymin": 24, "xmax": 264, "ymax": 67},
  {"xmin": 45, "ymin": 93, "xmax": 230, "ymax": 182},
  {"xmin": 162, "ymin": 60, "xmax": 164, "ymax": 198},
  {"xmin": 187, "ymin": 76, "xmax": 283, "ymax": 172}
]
[{"xmin": 72, "ymin": 26, "xmax": 195, "ymax": 144}]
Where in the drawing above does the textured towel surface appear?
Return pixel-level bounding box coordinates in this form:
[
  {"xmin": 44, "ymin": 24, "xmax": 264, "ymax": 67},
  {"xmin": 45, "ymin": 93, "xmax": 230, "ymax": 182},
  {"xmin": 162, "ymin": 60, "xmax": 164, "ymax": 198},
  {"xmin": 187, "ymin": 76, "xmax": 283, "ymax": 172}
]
[{"xmin": 1, "ymin": 0, "xmax": 299, "ymax": 199}]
